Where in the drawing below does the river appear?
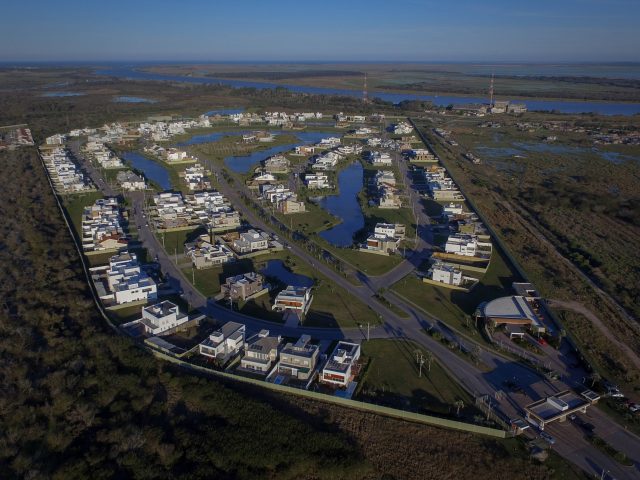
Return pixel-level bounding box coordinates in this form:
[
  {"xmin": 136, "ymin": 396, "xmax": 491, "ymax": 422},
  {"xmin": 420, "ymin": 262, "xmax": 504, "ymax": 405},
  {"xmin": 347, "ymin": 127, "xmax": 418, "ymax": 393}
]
[{"xmin": 96, "ymin": 67, "xmax": 640, "ymax": 116}]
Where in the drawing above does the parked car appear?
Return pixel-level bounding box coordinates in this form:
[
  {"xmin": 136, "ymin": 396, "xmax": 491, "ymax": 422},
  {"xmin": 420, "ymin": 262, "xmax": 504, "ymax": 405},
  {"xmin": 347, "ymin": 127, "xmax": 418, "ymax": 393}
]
[
  {"xmin": 538, "ymin": 337, "xmax": 547, "ymax": 345},
  {"xmin": 540, "ymin": 432, "xmax": 556, "ymax": 445}
]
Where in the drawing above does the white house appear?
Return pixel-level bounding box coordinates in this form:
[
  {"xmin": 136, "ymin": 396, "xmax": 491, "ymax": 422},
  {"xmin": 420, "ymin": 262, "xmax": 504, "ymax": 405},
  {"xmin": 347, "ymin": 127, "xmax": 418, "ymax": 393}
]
[
  {"xmin": 320, "ymin": 342, "xmax": 361, "ymax": 387},
  {"xmin": 368, "ymin": 151, "xmax": 393, "ymax": 166},
  {"xmin": 304, "ymin": 174, "xmax": 332, "ymax": 189},
  {"xmin": 139, "ymin": 301, "xmax": 189, "ymax": 335},
  {"xmin": 104, "ymin": 251, "xmax": 158, "ymax": 304},
  {"xmin": 199, "ymin": 321, "xmax": 246, "ymax": 362},
  {"xmin": 374, "ymin": 223, "xmax": 406, "ymax": 239},
  {"xmin": 232, "ymin": 229, "xmax": 270, "ymax": 254},
  {"xmin": 444, "ymin": 234, "xmax": 491, "ymax": 257},
  {"xmin": 273, "ymin": 286, "xmax": 313, "ymax": 314},
  {"xmin": 429, "ymin": 262, "xmax": 463, "ymax": 286},
  {"xmin": 116, "ymin": 171, "xmax": 146, "ymax": 191}
]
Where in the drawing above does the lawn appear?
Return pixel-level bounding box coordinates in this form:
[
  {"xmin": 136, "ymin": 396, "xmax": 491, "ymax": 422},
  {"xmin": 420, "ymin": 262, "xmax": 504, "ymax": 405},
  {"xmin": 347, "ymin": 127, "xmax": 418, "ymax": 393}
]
[
  {"xmin": 318, "ymin": 244, "xmax": 404, "ymax": 277},
  {"xmin": 390, "ymin": 248, "xmax": 520, "ymax": 335},
  {"xmin": 357, "ymin": 339, "xmax": 473, "ymax": 417},
  {"xmin": 181, "ymin": 258, "xmax": 255, "ymax": 298},
  {"xmin": 159, "ymin": 226, "xmax": 205, "ymax": 255},
  {"xmin": 177, "ymin": 249, "xmax": 380, "ymax": 328},
  {"xmin": 61, "ymin": 191, "xmax": 105, "ymax": 237},
  {"xmin": 280, "ymin": 252, "xmax": 381, "ymax": 328}
]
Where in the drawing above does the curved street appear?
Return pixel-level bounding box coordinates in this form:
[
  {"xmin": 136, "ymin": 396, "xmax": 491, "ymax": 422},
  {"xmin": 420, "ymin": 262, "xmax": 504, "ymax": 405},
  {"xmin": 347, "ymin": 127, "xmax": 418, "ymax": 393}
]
[{"xmin": 72, "ymin": 131, "xmax": 640, "ymax": 480}]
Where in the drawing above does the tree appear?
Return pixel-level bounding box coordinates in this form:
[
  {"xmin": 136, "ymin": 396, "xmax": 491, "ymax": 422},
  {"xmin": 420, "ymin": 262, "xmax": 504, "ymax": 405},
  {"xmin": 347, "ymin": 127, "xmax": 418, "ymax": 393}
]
[{"xmin": 454, "ymin": 400, "xmax": 465, "ymax": 417}]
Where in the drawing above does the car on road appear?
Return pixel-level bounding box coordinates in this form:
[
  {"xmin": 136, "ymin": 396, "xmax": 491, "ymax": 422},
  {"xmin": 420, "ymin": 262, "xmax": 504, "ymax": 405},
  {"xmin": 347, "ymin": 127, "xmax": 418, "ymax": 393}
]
[
  {"xmin": 571, "ymin": 416, "xmax": 595, "ymax": 434},
  {"xmin": 539, "ymin": 432, "xmax": 556, "ymax": 445}
]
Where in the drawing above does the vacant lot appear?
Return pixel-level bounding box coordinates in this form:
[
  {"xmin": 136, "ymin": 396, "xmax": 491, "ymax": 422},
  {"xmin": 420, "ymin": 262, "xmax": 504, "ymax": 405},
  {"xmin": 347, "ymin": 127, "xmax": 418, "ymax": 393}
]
[{"xmin": 358, "ymin": 339, "xmax": 473, "ymax": 417}]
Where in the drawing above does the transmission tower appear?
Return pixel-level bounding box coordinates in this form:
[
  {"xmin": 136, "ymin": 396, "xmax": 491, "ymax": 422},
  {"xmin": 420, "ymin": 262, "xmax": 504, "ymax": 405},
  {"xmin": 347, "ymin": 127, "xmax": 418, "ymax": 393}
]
[
  {"xmin": 363, "ymin": 73, "xmax": 369, "ymax": 104},
  {"xmin": 488, "ymin": 73, "xmax": 494, "ymax": 107}
]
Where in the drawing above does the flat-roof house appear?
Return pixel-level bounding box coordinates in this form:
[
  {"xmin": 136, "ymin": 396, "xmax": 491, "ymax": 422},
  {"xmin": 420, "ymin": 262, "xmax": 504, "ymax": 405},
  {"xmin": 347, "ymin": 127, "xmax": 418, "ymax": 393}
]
[
  {"xmin": 277, "ymin": 198, "xmax": 306, "ymax": 214},
  {"xmin": 445, "ymin": 234, "xmax": 492, "ymax": 257},
  {"xmin": 232, "ymin": 229, "xmax": 270, "ymax": 254},
  {"xmin": 186, "ymin": 239, "xmax": 235, "ymax": 269},
  {"xmin": 105, "ymin": 251, "xmax": 157, "ymax": 305},
  {"xmin": 199, "ymin": 321, "xmax": 246, "ymax": 362},
  {"xmin": 276, "ymin": 335, "xmax": 320, "ymax": 382},
  {"xmin": 116, "ymin": 170, "xmax": 146, "ymax": 191},
  {"xmin": 139, "ymin": 301, "xmax": 189, "ymax": 336},
  {"xmin": 221, "ymin": 272, "xmax": 265, "ymax": 301},
  {"xmin": 263, "ymin": 154, "xmax": 290, "ymax": 174},
  {"xmin": 273, "ymin": 286, "xmax": 313, "ymax": 314},
  {"xmin": 375, "ymin": 223, "xmax": 405, "ymax": 239},
  {"xmin": 239, "ymin": 330, "xmax": 281, "ymax": 375},
  {"xmin": 429, "ymin": 262, "xmax": 463, "ymax": 286},
  {"xmin": 320, "ymin": 342, "xmax": 361, "ymax": 387}
]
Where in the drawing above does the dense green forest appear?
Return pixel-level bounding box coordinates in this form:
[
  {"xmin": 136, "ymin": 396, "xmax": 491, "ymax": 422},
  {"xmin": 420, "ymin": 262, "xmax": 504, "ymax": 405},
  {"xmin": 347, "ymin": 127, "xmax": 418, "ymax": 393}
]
[{"xmin": 0, "ymin": 148, "xmax": 368, "ymax": 479}]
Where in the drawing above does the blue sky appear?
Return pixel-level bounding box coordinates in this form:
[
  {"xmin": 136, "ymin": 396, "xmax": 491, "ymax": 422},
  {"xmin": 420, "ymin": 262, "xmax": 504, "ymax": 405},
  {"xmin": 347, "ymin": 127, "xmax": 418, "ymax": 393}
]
[{"xmin": 1, "ymin": 0, "xmax": 639, "ymax": 62}]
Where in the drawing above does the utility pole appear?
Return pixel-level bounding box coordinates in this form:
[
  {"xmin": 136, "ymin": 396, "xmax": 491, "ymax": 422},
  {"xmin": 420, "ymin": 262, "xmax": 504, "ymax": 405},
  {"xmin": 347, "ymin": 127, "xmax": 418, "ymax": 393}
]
[
  {"xmin": 418, "ymin": 353, "xmax": 425, "ymax": 378},
  {"xmin": 367, "ymin": 322, "xmax": 370, "ymax": 341}
]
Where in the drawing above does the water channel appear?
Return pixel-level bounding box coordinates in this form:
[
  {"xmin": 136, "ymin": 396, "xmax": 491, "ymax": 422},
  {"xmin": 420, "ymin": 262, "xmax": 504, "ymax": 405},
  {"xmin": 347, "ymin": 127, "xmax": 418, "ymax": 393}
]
[
  {"xmin": 220, "ymin": 131, "xmax": 336, "ymax": 173},
  {"xmin": 260, "ymin": 259, "xmax": 314, "ymax": 288},
  {"xmin": 317, "ymin": 162, "xmax": 365, "ymax": 248},
  {"xmin": 121, "ymin": 151, "xmax": 172, "ymax": 190}
]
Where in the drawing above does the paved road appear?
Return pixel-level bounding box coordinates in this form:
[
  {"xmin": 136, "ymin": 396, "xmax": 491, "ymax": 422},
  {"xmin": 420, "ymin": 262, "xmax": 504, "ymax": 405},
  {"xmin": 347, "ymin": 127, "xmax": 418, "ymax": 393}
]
[{"xmin": 72, "ymin": 134, "xmax": 640, "ymax": 479}]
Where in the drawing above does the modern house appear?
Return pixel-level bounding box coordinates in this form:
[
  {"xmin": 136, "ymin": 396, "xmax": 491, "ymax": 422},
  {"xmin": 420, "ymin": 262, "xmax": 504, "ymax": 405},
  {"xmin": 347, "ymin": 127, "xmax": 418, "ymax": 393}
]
[
  {"xmin": 429, "ymin": 262, "xmax": 463, "ymax": 286},
  {"xmin": 410, "ymin": 149, "xmax": 436, "ymax": 162},
  {"xmin": 239, "ymin": 330, "xmax": 282, "ymax": 375},
  {"xmin": 375, "ymin": 223, "xmax": 405, "ymax": 239},
  {"xmin": 368, "ymin": 151, "xmax": 393, "ymax": 166},
  {"xmin": 199, "ymin": 321, "xmax": 246, "ymax": 362},
  {"xmin": 263, "ymin": 154, "xmax": 290, "ymax": 174},
  {"xmin": 221, "ymin": 272, "xmax": 266, "ymax": 301},
  {"xmin": 139, "ymin": 301, "xmax": 189, "ymax": 336},
  {"xmin": 275, "ymin": 335, "xmax": 320, "ymax": 382},
  {"xmin": 273, "ymin": 286, "xmax": 313, "ymax": 315},
  {"xmin": 445, "ymin": 234, "xmax": 492, "ymax": 257},
  {"xmin": 103, "ymin": 251, "xmax": 157, "ymax": 305},
  {"xmin": 81, "ymin": 197, "xmax": 128, "ymax": 252},
  {"xmin": 304, "ymin": 174, "xmax": 332, "ymax": 189},
  {"xmin": 232, "ymin": 229, "xmax": 270, "ymax": 254},
  {"xmin": 186, "ymin": 237, "xmax": 235, "ymax": 269},
  {"xmin": 116, "ymin": 170, "xmax": 146, "ymax": 191},
  {"xmin": 277, "ymin": 198, "xmax": 306, "ymax": 214},
  {"xmin": 320, "ymin": 342, "xmax": 361, "ymax": 387}
]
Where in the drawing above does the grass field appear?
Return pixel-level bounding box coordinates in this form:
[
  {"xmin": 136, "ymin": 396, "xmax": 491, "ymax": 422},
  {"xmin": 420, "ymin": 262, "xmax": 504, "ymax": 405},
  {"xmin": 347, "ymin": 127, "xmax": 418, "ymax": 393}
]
[
  {"xmin": 391, "ymin": 248, "xmax": 520, "ymax": 336},
  {"xmin": 176, "ymin": 247, "xmax": 379, "ymax": 328},
  {"xmin": 317, "ymin": 242, "xmax": 404, "ymax": 277},
  {"xmin": 181, "ymin": 258, "xmax": 255, "ymax": 298},
  {"xmin": 61, "ymin": 191, "xmax": 104, "ymax": 237},
  {"xmin": 413, "ymin": 113, "xmax": 640, "ymax": 392},
  {"xmin": 357, "ymin": 339, "xmax": 473, "ymax": 417}
]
